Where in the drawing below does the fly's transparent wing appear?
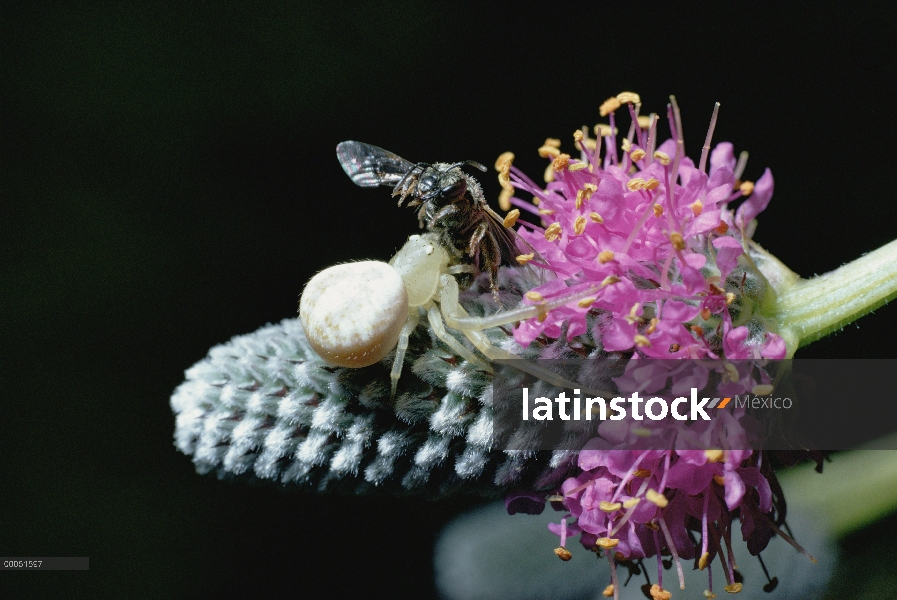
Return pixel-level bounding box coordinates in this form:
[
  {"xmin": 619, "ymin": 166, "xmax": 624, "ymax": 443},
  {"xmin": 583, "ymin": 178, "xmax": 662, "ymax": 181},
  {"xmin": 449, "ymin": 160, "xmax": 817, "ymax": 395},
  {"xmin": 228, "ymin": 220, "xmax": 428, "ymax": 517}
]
[{"xmin": 336, "ymin": 141, "xmax": 415, "ymax": 188}]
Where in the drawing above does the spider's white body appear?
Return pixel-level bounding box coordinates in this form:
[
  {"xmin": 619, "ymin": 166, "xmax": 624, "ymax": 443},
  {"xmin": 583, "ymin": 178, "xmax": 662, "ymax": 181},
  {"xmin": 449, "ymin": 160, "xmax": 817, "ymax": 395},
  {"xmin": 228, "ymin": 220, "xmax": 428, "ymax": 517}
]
[{"xmin": 300, "ymin": 234, "xmax": 598, "ymax": 397}]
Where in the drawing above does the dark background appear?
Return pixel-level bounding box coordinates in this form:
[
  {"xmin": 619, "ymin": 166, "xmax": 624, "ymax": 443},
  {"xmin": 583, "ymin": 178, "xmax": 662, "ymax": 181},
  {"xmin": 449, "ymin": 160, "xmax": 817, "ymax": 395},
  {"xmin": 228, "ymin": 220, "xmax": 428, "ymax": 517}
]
[{"xmin": 4, "ymin": 3, "xmax": 897, "ymax": 598}]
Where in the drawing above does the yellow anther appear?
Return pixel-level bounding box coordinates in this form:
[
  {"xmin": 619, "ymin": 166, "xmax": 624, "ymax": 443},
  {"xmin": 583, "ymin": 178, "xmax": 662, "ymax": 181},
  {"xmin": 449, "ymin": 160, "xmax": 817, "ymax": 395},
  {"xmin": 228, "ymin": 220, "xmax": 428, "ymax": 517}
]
[
  {"xmin": 752, "ymin": 384, "xmax": 774, "ymax": 395},
  {"xmin": 622, "ymin": 497, "xmax": 641, "ymax": 509},
  {"xmin": 726, "ymin": 292, "xmax": 736, "ymax": 305},
  {"xmin": 596, "ymin": 537, "xmax": 620, "ymax": 549},
  {"xmin": 704, "ymin": 590, "xmax": 718, "ymax": 599},
  {"xmin": 600, "ymin": 501, "xmax": 622, "ymax": 512},
  {"xmin": 568, "ymin": 162, "xmax": 589, "ymax": 171},
  {"xmin": 705, "ymin": 449, "xmax": 725, "ymax": 462},
  {"xmin": 525, "ymin": 291, "xmax": 545, "ymax": 302},
  {"xmin": 574, "ymin": 215, "xmax": 587, "ymax": 235},
  {"xmin": 633, "ymin": 468, "xmax": 651, "ymax": 478},
  {"xmin": 594, "ymin": 123, "xmax": 617, "ymax": 137},
  {"xmin": 653, "ymin": 150, "xmax": 671, "ymax": 165},
  {"xmin": 601, "ymin": 275, "xmax": 621, "ymax": 287},
  {"xmin": 598, "ymin": 250, "xmax": 615, "ymax": 264},
  {"xmin": 653, "ymin": 203, "xmax": 664, "ymax": 217},
  {"xmin": 637, "ymin": 115, "xmax": 652, "ymax": 129},
  {"xmin": 616, "ymin": 91, "xmax": 641, "ymax": 104},
  {"xmin": 645, "ymin": 317, "xmax": 658, "ymax": 335},
  {"xmin": 723, "ymin": 362, "xmax": 739, "ymax": 382},
  {"xmin": 645, "ymin": 520, "xmax": 660, "ymax": 531},
  {"xmin": 644, "ymin": 178, "xmax": 660, "ymax": 191},
  {"xmin": 543, "ymin": 163, "xmax": 555, "ymax": 183},
  {"xmin": 632, "ymin": 427, "xmax": 651, "ymax": 437},
  {"xmin": 537, "ymin": 311, "xmax": 548, "ymax": 322},
  {"xmin": 494, "ymin": 151, "xmax": 515, "ymax": 171},
  {"xmin": 554, "ymin": 546, "xmax": 572, "ymax": 561},
  {"xmin": 590, "ymin": 212, "xmax": 605, "ymax": 224},
  {"xmin": 575, "ymin": 137, "xmax": 597, "ymax": 151},
  {"xmin": 576, "ymin": 183, "xmax": 598, "ymax": 208},
  {"xmin": 715, "ymin": 221, "xmax": 729, "ymax": 235},
  {"xmin": 634, "ymin": 334, "xmax": 652, "ymax": 347},
  {"xmin": 691, "ymin": 199, "xmax": 704, "ymax": 216},
  {"xmin": 516, "ymin": 253, "xmax": 535, "ymax": 265},
  {"xmin": 621, "ymin": 138, "xmax": 632, "ymax": 153},
  {"xmin": 552, "ymin": 153, "xmax": 571, "ymax": 171},
  {"xmin": 630, "ymin": 148, "xmax": 646, "ymax": 162},
  {"xmin": 669, "ymin": 343, "xmax": 681, "ymax": 352},
  {"xmin": 544, "ymin": 222, "xmax": 563, "ymax": 242},
  {"xmin": 724, "ymin": 583, "xmax": 743, "ymax": 593},
  {"xmin": 670, "ymin": 232, "xmax": 685, "ymax": 251},
  {"xmin": 498, "ymin": 188, "xmax": 513, "ymax": 211},
  {"xmin": 538, "ymin": 145, "xmax": 561, "ymax": 159},
  {"xmin": 602, "ymin": 584, "xmax": 615, "ymax": 598},
  {"xmin": 599, "ymin": 97, "xmax": 622, "ymax": 117},
  {"xmin": 503, "ymin": 209, "xmax": 520, "ymax": 228},
  {"xmin": 577, "ymin": 297, "xmax": 596, "ymax": 308},
  {"xmin": 649, "ymin": 584, "xmax": 672, "ymax": 600},
  {"xmin": 538, "ymin": 208, "xmax": 556, "ymax": 215},
  {"xmin": 544, "ymin": 138, "xmax": 562, "ymax": 148},
  {"xmin": 740, "ymin": 180, "xmax": 754, "ymax": 196},
  {"xmin": 699, "ymin": 551, "xmax": 711, "ymax": 570},
  {"xmin": 532, "ymin": 197, "xmax": 541, "ymax": 206},
  {"xmin": 627, "ymin": 178, "xmax": 647, "ymax": 191},
  {"xmin": 573, "ymin": 130, "xmax": 584, "ymax": 142},
  {"xmin": 498, "ymin": 169, "xmax": 512, "ymax": 190},
  {"xmin": 713, "ymin": 474, "xmax": 726, "ymax": 486},
  {"xmin": 645, "ymin": 488, "xmax": 668, "ymax": 508}
]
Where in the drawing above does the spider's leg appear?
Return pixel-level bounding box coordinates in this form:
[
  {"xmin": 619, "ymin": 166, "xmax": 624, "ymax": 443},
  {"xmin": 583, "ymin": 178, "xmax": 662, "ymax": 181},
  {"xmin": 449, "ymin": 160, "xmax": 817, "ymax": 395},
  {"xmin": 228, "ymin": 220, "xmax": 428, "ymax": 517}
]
[
  {"xmin": 426, "ymin": 304, "xmax": 492, "ymax": 372},
  {"xmin": 437, "ymin": 274, "xmax": 614, "ymax": 396},
  {"xmin": 390, "ymin": 309, "xmax": 419, "ymax": 400},
  {"xmin": 440, "ymin": 274, "xmax": 601, "ymax": 331},
  {"xmin": 446, "ymin": 264, "xmax": 476, "ymax": 275}
]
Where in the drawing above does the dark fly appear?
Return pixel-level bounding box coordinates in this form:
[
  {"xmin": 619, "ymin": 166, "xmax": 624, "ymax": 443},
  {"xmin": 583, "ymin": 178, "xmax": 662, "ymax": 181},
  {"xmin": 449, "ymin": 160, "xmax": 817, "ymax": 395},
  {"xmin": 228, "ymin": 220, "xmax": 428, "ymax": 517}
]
[{"xmin": 336, "ymin": 140, "xmax": 530, "ymax": 293}]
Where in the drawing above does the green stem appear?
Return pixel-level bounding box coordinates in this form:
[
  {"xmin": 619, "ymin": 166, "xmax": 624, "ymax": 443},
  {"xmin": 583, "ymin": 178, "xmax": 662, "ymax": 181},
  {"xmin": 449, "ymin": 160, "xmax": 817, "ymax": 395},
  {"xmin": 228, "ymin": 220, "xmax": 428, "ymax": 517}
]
[{"xmin": 772, "ymin": 238, "xmax": 897, "ymax": 350}]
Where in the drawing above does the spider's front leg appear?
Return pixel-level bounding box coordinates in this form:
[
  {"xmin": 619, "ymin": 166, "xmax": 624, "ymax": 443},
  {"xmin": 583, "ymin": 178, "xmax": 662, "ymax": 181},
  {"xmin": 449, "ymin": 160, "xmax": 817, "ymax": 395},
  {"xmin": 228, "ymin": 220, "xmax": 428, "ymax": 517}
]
[
  {"xmin": 390, "ymin": 309, "xmax": 419, "ymax": 400},
  {"xmin": 437, "ymin": 274, "xmax": 614, "ymax": 396}
]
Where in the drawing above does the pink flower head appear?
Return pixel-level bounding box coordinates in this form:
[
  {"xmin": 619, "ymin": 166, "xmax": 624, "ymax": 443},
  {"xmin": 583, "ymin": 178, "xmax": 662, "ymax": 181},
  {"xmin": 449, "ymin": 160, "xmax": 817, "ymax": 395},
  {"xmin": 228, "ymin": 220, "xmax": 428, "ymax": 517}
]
[
  {"xmin": 500, "ymin": 94, "xmax": 814, "ymax": 599},
  {"xmin": 504, "ymin": 95, "xmax": 786, "ymax": 363}
]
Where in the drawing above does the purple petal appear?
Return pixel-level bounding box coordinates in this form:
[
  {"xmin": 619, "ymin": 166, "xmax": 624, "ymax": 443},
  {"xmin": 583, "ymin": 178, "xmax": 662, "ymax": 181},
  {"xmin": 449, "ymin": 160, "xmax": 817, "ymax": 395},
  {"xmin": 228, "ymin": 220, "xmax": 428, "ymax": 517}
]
[
  {"xmin": 735, "ymin": 168, "xmax": 774, "ymax": 229},
  {"xmin": 709, "ymin": 142, "xmax": 736, "ymax": 176},
  {"xmin": 712, "ymin": 236, "xmax": 744, "ymax": 279},
  {"xmin": 723, "ymin": 469, "xmax": 747, "ymax": 509}
]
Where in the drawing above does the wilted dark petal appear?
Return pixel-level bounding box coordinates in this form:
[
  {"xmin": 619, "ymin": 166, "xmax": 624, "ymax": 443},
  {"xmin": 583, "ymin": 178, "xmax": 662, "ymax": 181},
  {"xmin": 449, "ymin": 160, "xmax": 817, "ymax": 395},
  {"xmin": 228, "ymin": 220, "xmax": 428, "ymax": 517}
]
[{"xmin": 505, "ymin": 490, "xmax": 547, "ymax": 515}]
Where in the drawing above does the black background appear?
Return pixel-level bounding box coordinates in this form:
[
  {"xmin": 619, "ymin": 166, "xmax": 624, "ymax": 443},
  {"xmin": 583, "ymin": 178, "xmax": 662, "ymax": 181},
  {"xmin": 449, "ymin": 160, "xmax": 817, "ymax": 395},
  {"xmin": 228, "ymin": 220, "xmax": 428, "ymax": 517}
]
[{"xmin": 4, "ymin": 3, "xmax": 897, "ymax": 598}]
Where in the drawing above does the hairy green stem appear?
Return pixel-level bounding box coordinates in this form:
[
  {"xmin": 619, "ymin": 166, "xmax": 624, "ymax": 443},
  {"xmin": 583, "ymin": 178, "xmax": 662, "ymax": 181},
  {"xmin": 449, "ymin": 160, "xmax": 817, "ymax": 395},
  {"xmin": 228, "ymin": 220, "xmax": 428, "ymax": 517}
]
[{"xmin": 772, "ymin": 238, "xmax": 897, "ymax": 351}]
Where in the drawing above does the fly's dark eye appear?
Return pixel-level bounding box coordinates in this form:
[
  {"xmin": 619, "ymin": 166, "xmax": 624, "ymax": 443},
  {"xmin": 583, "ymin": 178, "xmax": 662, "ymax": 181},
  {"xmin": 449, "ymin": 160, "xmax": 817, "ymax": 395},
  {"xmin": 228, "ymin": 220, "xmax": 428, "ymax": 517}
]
[{"xmin": 441, "ymin": 178, "xmax": 467, "ymax": 199}]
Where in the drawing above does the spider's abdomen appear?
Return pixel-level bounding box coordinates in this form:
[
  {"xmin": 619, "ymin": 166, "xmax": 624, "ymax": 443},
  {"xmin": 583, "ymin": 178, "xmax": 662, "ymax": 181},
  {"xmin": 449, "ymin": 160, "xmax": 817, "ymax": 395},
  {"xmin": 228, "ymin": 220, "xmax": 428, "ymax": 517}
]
[{"xmin": 299, "ymin": 261, "xmax": 408, "ymax": 368}]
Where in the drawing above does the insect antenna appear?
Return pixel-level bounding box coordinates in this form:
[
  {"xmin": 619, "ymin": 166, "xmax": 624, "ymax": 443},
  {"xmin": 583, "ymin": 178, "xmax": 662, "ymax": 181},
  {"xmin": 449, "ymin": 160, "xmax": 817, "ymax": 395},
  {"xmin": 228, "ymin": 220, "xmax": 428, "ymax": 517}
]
[{"xmin": 445, "ymin": 160, "xmax": 487, "ymax": 173}]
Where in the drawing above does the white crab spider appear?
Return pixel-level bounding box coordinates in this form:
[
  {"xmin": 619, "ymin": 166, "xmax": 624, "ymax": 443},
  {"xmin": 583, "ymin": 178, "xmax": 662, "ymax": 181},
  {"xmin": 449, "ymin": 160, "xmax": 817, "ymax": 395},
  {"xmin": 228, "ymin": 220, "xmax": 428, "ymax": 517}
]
[{"xmin": 299, "ymin": 233, "xmax": 599, "ymax": 398}]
